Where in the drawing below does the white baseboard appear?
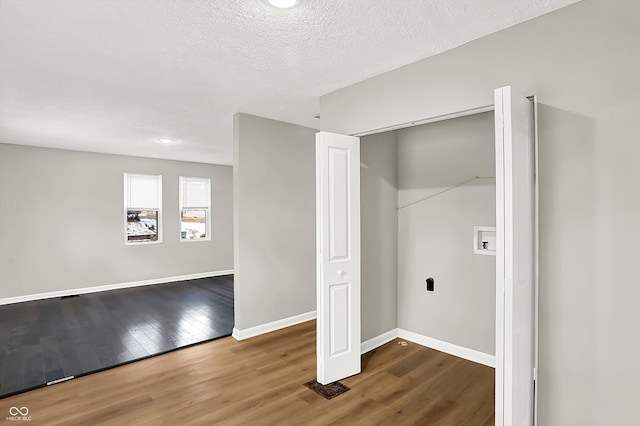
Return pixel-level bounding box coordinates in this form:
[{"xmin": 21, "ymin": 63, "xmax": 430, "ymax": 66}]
[
  {"xmin": 359, "ymin": 328, "xmax": 495, "ymax": 368},
  {"xmin": 232, "ymin": 317, "xmax": 494, "ymax": 369},
  {"xmin": 361, "ymin": 328, "xmax": 399, "ymax": 354},
  {"xmin": 0, "ymin": 270, "xmax": 234, "ymax": 306},
  {"xmin": 398, "ymin": 329, "xmax": 496, "ymax": 368},
  {"xmin": 232, "ymin": 310, "xmax": 317, "ymax": 341}
]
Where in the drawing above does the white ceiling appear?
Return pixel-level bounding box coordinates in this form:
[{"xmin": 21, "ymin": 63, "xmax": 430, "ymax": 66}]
[{"xmin": 0, "ymin": 0, "xmax": 579, "ymax": 165}]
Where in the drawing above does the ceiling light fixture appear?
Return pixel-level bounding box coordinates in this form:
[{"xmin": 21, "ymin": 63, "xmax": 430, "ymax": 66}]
[
  {"xmin": 158, "ymin": 138, "xmax": 176, "ymax": 144},
  {"xmin": 268, "ymin": 0, "xmax": 297, "ymax": 8}
]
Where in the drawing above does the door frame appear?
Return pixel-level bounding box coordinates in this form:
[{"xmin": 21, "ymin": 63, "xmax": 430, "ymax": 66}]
[{"xmin": 349, "ymin": 96, "xmax": 540, "ymax": 425}]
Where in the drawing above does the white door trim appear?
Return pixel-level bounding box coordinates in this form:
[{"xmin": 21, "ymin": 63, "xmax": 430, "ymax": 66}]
[
  {"xmin": 495, "ymin": 86, "xmax": 536, "ymax": 425},
  {"xmin": 351, "ymin": 104, "xmax": 494, "ymax": 137},
  {"xmin": 532, "ymin": 94, "xmax": 540, "ymax": 426}
]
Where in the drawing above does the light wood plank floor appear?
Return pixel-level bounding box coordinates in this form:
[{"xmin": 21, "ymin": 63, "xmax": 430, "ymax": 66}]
[{"xmin": 1, "ymin": 320, "xmax": 494, "ymax": 425}]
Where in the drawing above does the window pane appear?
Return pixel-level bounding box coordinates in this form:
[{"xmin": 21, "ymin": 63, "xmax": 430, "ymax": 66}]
[
  {"xmin": 181, "ymin": 209, "xmax": 207, "ymax": 240},
  {"xmin": 127, "ymin": 210, "xmax": 158, "ymax": 242}
]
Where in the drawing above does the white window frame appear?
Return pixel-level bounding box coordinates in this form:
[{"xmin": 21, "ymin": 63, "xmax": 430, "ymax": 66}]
[
  {"xmin": 179, "ymin": 176, "xmax": 211, "ymax": 242},
  {"xmin": 123, "ymin": 173, "xmax": 163, "ymax": 245}
]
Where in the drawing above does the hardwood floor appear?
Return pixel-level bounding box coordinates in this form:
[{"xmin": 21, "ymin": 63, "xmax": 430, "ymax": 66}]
[
  {"xmin": 1, "ymin": 320, "xmax": 494, "ymax": 425},
  {"xmin": 0, "ymin": 275, "xmax": 234, "ymax": 398}
]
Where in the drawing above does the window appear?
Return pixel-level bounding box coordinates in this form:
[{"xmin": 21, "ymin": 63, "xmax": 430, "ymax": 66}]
[
  {"xmin": 124, "ymin": 173, "xmax": 162, "ymax": 244},
  {"xmin": 179, "ymin": 177, "xmax": 210, "ymax": 241}
]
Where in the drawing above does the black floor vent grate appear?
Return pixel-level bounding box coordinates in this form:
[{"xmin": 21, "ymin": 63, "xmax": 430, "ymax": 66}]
[{"xmin": 304, "ymin": 380, "xmax": 350, "ymax": 400}]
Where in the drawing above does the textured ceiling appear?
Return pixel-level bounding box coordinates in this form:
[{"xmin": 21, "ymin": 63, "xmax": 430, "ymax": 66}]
[{"xmin": 0, "ymin": 0, "xmax": 580, "ymax": 165}]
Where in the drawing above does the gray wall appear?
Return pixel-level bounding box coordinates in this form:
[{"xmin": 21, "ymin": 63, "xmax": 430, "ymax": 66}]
[
  {"xmin": 233, "ymin": 113, "xmax": 317, "ymax": 331},
  {"xmin": 360, "ymin": 131, "xmax": 398, "ymax": 341},
  {"xmin": 397, "ymin": 113, "xmax": 495, "ymax": 356},
  {"xmin": 0, "ymin": 143, "xmax": 233, "ymax": 300},
  {"xmin": 320, "ymin": 1, "xmax": 640, "ymax": 424}
]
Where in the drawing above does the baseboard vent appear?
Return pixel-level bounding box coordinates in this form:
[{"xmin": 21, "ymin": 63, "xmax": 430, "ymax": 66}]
[{"xmin": 60, "ymin": 295, "xmax": 80, "ymax": 299}]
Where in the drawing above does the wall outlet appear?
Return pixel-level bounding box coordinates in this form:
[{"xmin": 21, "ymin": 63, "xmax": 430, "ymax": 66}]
[{"xmin": 426, "ymin": 277, "xmax": 434, "ymax": 291}]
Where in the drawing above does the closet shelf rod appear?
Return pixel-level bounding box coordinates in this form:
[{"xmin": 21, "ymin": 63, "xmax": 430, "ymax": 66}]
[{"xmin": 396, "ymin": 176, "xmax": 495, "ymax": 211}]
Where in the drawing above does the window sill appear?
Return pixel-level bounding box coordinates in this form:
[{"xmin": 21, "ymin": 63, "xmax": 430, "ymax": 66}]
[{"xmin": 125, "ymin": 240, "xmax": 162, "ymax": 246}]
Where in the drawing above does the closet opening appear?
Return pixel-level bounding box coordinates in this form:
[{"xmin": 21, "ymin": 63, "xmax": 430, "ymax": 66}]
[{"xmin": 316, "ymin": 87, "xmax": 538, "ymax": 425}]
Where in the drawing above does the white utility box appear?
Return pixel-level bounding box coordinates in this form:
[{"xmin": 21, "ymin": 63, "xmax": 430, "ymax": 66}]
[{"xmin": 474, "ymin": 226, "xmax": 496, "ymax": 256}]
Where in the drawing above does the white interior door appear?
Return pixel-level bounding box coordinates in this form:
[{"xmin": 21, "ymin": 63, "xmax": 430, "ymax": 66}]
[
  {"xmin": 316, "ymin": 131, "xmax": 361, "ymax": 385},
  {"xmin": 495, "ymin": 86, "xmax": 535, "ymax": 425}
]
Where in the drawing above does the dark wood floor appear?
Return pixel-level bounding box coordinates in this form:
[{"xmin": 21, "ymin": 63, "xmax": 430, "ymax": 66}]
[
  {"xmin": 1, "ymin": 320, "xmax": 494, "ymax": 425},
  {"xmin": 0, "ymin": 275, "xmax": 234, "ymax": 398}
]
